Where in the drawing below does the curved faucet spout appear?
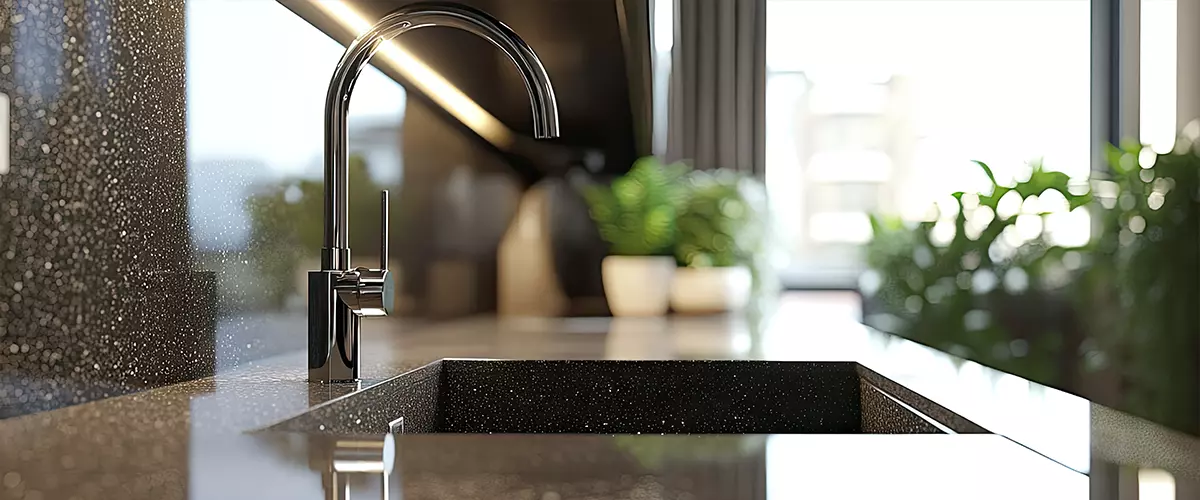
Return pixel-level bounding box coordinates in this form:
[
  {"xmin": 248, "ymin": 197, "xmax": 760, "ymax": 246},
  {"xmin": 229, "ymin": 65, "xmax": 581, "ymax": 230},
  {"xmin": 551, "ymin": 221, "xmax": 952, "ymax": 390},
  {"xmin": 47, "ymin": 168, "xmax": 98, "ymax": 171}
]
[
  {"xmin": 321, "ymin": 1, "xmax": 560, "ymax": 270},
  {"xmin": 310, "ymin": 2, "xmax": 559, "ymax": 383}
]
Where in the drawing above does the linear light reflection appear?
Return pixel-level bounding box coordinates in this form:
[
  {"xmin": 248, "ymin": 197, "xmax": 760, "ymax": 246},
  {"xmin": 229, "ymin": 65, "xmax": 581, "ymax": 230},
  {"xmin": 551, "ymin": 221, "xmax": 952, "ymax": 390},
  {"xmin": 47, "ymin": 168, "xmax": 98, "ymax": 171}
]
[{"xmin": 317, "ymin": 1, "xmax": 515, "ymax": 148}]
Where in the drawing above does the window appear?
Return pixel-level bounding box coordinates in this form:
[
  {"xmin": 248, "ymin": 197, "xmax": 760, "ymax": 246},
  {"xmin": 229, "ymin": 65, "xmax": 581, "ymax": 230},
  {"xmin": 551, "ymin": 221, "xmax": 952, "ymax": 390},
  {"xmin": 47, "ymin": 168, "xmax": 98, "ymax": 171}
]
[
  {"xmin": 186, "ymin": 0, "xmax": 405, "ymax": 252},
  {"xmin": 765, "ymin": 0, "xmax": 1091, "ymax": 286},
  {"xmin": 1141, "ymin": 0, "xmax": 1176, "ymax": 153}
]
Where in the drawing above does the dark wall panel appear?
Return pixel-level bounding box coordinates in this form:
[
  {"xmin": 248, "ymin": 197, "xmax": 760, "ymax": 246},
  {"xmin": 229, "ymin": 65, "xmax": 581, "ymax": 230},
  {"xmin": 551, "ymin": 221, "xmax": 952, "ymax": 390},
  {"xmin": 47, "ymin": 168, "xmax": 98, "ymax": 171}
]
[{"xmin": 0, "ymin": 0, "xmax": 211, "ymax": 418}]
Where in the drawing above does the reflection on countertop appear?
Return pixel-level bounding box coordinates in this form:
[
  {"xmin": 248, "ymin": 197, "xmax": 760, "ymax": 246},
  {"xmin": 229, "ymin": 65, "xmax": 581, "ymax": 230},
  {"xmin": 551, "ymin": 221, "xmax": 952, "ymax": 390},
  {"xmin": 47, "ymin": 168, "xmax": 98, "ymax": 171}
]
[{"xmin": 0, "ymin": 294, "xmax": 1196, "ymax": 499}]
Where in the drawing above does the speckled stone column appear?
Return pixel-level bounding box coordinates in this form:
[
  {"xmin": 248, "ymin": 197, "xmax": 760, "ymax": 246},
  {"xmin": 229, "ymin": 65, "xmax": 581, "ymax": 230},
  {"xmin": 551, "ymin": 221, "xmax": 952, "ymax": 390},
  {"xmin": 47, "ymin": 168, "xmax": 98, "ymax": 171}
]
[{"xmin": 0, "ymin": 0, "xmax": 214, "ymax": 418}]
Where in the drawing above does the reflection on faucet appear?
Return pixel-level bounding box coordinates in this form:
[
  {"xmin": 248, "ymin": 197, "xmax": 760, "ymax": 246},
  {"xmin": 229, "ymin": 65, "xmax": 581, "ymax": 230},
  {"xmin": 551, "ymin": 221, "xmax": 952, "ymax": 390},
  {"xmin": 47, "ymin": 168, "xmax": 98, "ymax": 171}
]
[
  {"xmin": 307, "ymin": 434, "xmax": 395, "ymax": 500},
  {"xmin": 309, "ymin": 2, "xmax": 560, "ymax": 382}
]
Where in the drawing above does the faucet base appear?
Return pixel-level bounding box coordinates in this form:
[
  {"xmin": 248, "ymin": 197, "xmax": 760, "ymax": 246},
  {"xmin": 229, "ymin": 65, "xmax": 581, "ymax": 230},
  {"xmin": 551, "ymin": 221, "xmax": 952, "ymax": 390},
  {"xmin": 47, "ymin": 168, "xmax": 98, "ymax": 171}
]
[{"xmin": 308, "ymin": 270, "xmax": 360, "ymax": 383}]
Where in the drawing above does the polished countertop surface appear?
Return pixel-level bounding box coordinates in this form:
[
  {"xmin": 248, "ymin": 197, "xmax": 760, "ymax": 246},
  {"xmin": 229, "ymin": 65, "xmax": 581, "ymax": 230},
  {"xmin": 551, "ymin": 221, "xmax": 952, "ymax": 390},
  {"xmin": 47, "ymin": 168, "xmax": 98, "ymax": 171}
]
[{"xmin": 0, "ymin": 295, "xmax": 1197, "ymax": 499}]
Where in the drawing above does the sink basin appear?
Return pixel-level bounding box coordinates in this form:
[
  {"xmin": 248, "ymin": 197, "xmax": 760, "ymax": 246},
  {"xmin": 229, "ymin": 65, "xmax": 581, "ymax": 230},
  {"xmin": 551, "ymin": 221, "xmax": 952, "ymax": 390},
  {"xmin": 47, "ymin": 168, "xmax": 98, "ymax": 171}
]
[{"xmin": 265, "ymin": 360, "xmax": 986, "ymax": 435}]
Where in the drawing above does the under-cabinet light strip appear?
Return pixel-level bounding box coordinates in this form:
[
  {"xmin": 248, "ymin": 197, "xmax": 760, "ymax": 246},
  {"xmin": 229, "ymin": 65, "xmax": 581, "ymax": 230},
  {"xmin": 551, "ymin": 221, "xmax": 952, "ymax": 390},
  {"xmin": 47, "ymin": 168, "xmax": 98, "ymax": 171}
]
[{"xmin": 317, "ymin": 1, "xmax": 515, "ymax": 148}]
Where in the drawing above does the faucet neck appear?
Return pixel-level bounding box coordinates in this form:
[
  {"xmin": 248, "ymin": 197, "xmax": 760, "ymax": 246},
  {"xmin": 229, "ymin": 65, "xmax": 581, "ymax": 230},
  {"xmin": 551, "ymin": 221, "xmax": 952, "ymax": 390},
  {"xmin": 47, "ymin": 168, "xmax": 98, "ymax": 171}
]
[{"xmin": 320, "ymin": 2, "xmax": 560, "ymax": 270}]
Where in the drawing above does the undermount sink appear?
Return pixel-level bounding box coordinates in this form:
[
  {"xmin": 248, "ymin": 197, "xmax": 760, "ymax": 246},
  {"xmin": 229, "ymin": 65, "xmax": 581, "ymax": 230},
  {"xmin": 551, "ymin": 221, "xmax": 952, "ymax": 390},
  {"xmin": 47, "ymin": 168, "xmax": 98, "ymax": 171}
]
[{"xmin": 265, "ymin": 360, "xmax": 987, "ymax": 435}]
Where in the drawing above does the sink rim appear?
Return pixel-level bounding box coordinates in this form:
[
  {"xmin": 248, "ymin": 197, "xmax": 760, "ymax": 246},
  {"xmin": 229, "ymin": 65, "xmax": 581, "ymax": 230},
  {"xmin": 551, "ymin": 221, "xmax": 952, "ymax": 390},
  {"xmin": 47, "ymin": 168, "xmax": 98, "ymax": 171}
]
[{"xmin": 259, "ymin": 358, "xmax": 991, "ymax": 436}]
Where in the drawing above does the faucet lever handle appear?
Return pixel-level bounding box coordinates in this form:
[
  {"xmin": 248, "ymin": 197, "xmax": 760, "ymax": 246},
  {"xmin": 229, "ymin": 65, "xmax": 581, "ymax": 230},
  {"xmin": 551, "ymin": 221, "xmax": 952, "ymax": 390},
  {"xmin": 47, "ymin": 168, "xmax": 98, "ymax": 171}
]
[{"xmin": 380, "ymin": 190, "xmax": 389, "ymax": 271}]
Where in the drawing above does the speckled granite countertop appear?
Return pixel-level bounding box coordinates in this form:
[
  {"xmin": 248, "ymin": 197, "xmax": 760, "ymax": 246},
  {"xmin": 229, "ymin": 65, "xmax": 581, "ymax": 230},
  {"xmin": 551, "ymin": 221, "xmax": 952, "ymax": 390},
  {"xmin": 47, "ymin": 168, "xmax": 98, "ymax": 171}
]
[{"xmin": 0, "ymin": 301, "xmax": 1197, "ymax": 499}]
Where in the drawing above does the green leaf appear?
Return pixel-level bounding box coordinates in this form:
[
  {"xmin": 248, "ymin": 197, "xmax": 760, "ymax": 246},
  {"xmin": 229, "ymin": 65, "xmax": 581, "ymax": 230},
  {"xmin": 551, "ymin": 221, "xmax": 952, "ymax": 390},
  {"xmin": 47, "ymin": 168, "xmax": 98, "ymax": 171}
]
[
  {"xmin": 582, "ymin": 156, "xmax": 690, "ymax": 256},
  {"xmin": 673, "ymin": 168, "xmax": 766, "ymax": 267},
  {"xmin": 972, "ymin": 160, "xmax": 998, "ymax": 186}
]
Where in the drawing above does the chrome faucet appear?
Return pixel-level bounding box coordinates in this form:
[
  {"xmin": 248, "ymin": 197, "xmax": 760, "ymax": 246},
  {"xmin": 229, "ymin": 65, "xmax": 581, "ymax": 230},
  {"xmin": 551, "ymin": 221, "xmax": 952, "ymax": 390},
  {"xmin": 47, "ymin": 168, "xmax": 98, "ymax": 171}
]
[{"xmin": 310, "ymin": 2, "xmax": 560, "ymax": 382}]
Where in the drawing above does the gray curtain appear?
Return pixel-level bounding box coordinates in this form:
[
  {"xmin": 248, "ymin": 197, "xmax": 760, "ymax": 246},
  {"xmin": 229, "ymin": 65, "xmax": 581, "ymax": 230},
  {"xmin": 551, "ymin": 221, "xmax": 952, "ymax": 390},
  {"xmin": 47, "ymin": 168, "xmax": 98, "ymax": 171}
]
[{"xmin": 666, "ymin": 0, "xmax": 767, "ymax": 175}]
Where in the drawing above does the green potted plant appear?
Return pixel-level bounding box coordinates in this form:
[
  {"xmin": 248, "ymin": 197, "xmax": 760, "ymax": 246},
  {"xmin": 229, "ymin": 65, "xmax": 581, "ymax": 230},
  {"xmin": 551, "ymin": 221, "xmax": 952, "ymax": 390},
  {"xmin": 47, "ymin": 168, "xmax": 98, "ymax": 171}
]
[
  {"xmin": 862, "ymin": 160, "xmax": 1092, "ymax": 386},
  {"xmin": 862, "ymin": 145, "xmax": 1200, "ymax": 433},
  {"xmin": 671, "ymin": 169, "xmax": 766, "ymax": 314},
  {"xmin": 1083, "ymin": 140, "xmax": 1200, "ymax": 432},
  {"xmin": 583, "ymin": 156, "xmax": 689, "ymax": 316}
]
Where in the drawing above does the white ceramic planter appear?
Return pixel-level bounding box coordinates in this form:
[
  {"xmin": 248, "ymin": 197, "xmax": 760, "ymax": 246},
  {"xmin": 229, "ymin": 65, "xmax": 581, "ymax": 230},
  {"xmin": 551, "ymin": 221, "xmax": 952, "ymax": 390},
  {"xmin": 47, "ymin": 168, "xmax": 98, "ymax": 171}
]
[
  {"xmin": 670, "ymin": 266, "xmax": 752, "ymax": 314},
  {"xmin": 602, "ymin": 256, "xmax": 676, "ymax": 317}
]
